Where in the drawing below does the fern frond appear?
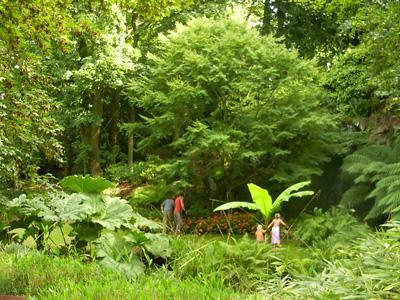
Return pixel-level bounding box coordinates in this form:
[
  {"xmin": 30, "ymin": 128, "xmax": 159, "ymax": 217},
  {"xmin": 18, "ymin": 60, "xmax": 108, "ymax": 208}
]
[
  {"xmin": 342, "ymin": 153, "xmax": 372, "ymax": 173},
  {"xmin": 388, "ymin": 182, "xmax": 400, "ymax": 193},
  {"xmin": 378, "ymin": 190, "xmax": 400, "ymax": 212},
  {"xmin": 371, "ymin": 173, "xmax": 386, "ymax": 182},
  {"xmin": 355, "ymin": 144, "xmax": 395, "ymax": 162},
  {"xmin": 363, "ymin": 161, "xmax": 388, "ymax": 174},
  {"xmin": 343, "ymin": 152, "xmax": 374, "ymax": 170},
  {"xmin": 365, "ymin": 202, "xmax": 386, "ymax": 220},
  {"xmin": 375, "ymin": 175, "xmax": 400, "ymax": 190},
  {"xmin": 367, "ymin": 186, "xmax": 386, "ymax": 200},
  {"xmin": 341, "ymin": 184, "xmax": 371, "ymax": 208},
  {"xmin": 383, "ymin": 163, "xmax": 400, "ymax": 176},
  {"xmin": 354, "ymin": 174, "xmax": 372, "ymax": 184}
]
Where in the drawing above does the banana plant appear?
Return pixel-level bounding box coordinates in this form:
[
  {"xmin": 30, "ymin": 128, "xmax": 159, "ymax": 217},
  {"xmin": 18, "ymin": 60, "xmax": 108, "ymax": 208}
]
[{"xmin": 214, "ymin": 181, "xmax": 314, "ymax": 220}]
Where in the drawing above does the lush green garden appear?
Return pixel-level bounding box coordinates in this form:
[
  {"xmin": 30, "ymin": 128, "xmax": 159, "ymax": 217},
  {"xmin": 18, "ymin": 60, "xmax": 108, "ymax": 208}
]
[{"xmin": 1, "ymin": 0, "xmax": 400, "ymax": 299}]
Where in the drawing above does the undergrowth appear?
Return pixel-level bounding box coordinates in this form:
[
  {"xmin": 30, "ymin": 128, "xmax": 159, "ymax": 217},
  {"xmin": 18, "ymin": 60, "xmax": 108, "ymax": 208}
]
[
  {"xmin": 0, "ymin": 252, "xmax": 241, "ymax": 299},
  {"xmin": 1, "ymin": 210, "xmax": 399, "ymax": 299}
]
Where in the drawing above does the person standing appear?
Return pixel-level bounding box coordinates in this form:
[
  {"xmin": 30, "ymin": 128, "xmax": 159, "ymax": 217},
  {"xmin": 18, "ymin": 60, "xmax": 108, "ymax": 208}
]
[
  {"xmin": 174, "ymin": 194, "xmax": 185, "ymax": 234},
  {"xmin": 267, "ymin": 213, "xmax": 288, "ymax": 246},
  {"xmin": 161, "ymin": 198, "xmax": 174, "ymax": 233}
]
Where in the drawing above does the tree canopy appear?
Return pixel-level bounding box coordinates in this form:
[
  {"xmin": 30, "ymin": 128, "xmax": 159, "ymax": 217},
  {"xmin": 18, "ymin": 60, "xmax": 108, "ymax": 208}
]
[{"xmin": 127, "ymin": 17, "xmax": 342, "ymax": 201}]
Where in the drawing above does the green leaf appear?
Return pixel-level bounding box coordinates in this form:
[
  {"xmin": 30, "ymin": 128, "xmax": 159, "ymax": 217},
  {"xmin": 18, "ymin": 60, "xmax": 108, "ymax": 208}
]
[
  {"xmin": 95, "ymin": 231, "xmax": 145, "ymax": 278},
  {"xmin": 48, "ymin": 224, "xmax": 74, "ymax": 248},
  {"xmin": 92, "ymin": 196, "xmax": 133, "ymax": 230},
  {"xmin": 131, "ymin": 212, "xmax": 162, "ymax": 231},
  {"xmin": 60, "ymin": 175, "xmax": 114, "ymax": 194},
  {"xmin": 247, "ymin": 183, "xmax": 272, "ymax": 219},
  {"xmin": 144, "ymin": 233, "xmax": 171, "ymax": 258},
  {"xmin": 49, "ymin": 193, "xmax": 92, "ymax": 222},
  {"xmin": 213, "ymin": 201, "xmax": 258, "ymax": 212},
  {"xmin": 100, "ymin": 256, "xmax": 145, "ymax": 278},
  {"xmin": 272, "ymin": 181, "xmax": 313, "ymax": 212}
]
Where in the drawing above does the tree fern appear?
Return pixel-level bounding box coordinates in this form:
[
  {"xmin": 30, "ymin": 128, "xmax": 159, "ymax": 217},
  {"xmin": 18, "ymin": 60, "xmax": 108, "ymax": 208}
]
[
  {"xmin": 341, "ymin": 184, "xmax": 371, "ymax": 208},
  {"xmin": 341, "ymin": 137, "xmax": 400, "ymax": 220},
  {"xmin": 384, "ymin": 163, "xmax": 400, "ymax": 175}
]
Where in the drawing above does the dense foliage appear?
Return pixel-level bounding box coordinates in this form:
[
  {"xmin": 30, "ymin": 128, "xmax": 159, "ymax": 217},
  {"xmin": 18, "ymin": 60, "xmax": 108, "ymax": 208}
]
[
  {"xmin": 342, "ymin": 137, "xmax": 400, "ymax": 221},
  {"xmin": 128, "ymin": 17, "xmax": 341, "ymax": 203},
  {"xmin": 1, "ymin": 0, "xmax": 400, "ymax": 298},
  {"xmin": 2, "ymin": 216, "xmax": 399, "ymax": 299},
  {"xmin": 1, "ymin": 176, "xmax": 169, "ymax": 278}
]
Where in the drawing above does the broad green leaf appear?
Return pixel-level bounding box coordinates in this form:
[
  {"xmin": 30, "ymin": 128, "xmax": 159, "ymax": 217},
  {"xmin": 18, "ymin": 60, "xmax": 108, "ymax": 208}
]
[
  {"xmin": 60, "ymin": 175, "xmax": 114, "ymax": 194},
  {"xmin": 48, "ymin": 224, "xmax": 75, "ymax": 248},
  {"xmin": 49, "ymin": 193, "xmax": 92, "ymax": 222},
  {"xmin": 272, "ymin": 181, "xmax": 314, "ymax": 212},
  {"xmin": 8, "ymin": 194, "xmax": 56, "ymax": 220},
  {"xmin": 74, "ymin": 222, "xmax": 101, "ymax": 242},
  {"xmin": 144, "ymin": 233, "xmax": 171, "ymax": 258},
  {"xmin": 96, "ymin": 231, "xmax": 145, "ymax": 278},
  {"xmin": 131, "ymin": 212, "xmax": 163, "ymax": 231},
  {"xmin": 95, "ymin": 231, "xmax": 131, "ymax": 259},
  {"xmin": 22, "ymin": 236, "xmax": 36, "ymax": 248},
  {"xmin": 274, "ymin": 181, "xmax": 312, "ymax": 204},
  {"xmin": 213, "ymin": 201, "xmax": 258, "ymax": 212},
  {"xmin": 247, "ymin": 183, "xmax": 272, "ymax": 218},
  {"xmin": 123, "ymin": 231, "xmax": 149, "ymax": 245},
  {"xmin": 92, "ymin": 196, "xmax": 133, "ymax": 230},
  {"xmin": 100, "ymin": 256, "xmax": 145, "ymax": 278}
]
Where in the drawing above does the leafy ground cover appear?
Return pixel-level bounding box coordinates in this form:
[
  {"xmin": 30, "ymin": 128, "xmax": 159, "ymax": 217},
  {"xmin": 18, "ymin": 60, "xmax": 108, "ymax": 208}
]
[{"xmin": 1, "ymin": 220, "xmax": 399, "ymax": 299}]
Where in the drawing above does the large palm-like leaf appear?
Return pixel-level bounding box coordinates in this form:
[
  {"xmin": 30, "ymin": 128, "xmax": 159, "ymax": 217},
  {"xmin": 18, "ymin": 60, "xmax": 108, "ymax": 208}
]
[
  {"xmin": 272, "ymin": 181, "xmax": 314, "ymax": 213},
  {"xmin": 247, "ymin": 183, "xmax": 272, "ymax": 218},
  {"xmin": 214, "ymin": 181, "xmax": 313, "ymax": 220},
  {"xmin": 213, "ymin": 201, "xmax": 258, "ymax": 212}
]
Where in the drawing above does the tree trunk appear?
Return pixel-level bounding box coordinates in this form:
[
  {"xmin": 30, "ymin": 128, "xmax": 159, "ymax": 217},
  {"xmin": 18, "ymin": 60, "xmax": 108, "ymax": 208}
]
[
  {"xmin": 90, "ymin": 94, "xmax": 103, "ymax": 176},
  {"xmin": 110, "ymin": 93, "xmax": 120, "ymax": 164},
  {"xmin": 79, "ymin": 125, "xmax": 89, "ymax": 175},
  {"xmin": 128, "ymin": 132, "xmax": 134, "ymax": 172},
  {"xmin": 127, "ymin": 105, "xmax": 135, "ymax": 172},
  {"xmin": 261, "ymin": 0, "xmax": 272, "ymax": 35}
]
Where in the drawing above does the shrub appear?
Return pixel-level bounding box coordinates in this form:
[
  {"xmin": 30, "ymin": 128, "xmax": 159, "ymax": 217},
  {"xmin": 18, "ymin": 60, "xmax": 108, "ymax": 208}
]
[
  {"xmin": 181, "ymin": 211, "xmax": 259, "ymax": 235},
  {"xmin": 105, "ymin": 162, "xmax": 156, "ymax": 184},
  {"xmin": 292, "ymin": 206, "xmax": 370, "ymax": 249},
  {"xmin": 2, "ymin": 175, "xmax": 169, "ymax": 278}
]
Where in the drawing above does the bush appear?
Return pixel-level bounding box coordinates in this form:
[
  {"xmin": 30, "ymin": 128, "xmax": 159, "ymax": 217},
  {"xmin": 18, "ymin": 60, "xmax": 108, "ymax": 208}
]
[
  {"xmin": 292, "ymin": 206, "xmax": 370, "ymax": 249},
  {"xmin": 105, "ymin": 162, "xmax": 156, "ymax": 184}
]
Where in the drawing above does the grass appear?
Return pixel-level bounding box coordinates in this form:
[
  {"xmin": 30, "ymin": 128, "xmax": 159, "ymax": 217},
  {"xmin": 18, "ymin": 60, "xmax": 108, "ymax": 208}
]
[
  {"xmin": 1, "ymin": 222, "xmax": 399, "ymax": 299},
  {"xmin": 0, "ymin": 252, "xmax": 241, "ymax": 299}
]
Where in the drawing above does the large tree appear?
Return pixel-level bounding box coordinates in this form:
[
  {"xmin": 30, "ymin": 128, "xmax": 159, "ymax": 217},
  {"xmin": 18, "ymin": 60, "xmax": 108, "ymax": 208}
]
[{"xmin": 128, "ymin": 16, "xmax": 342, "ymax": 203}]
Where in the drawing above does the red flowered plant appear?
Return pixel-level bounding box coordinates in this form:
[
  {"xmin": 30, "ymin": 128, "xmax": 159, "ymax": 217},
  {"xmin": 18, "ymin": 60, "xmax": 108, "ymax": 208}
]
[{"xmin": 181, "ymin": 211, "xmax": 260, "ymax": 235}]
